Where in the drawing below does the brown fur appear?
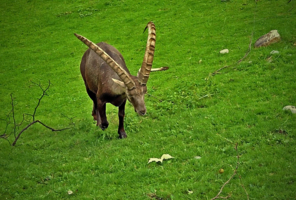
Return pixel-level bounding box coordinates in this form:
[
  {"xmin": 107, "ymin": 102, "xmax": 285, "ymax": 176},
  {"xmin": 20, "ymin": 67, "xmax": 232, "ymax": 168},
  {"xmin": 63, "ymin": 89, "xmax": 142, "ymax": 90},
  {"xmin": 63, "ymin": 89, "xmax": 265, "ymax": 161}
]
[
  {"xmin": 80, "ymin": 42, "xmax": 147, "ymax": 138},
  {"xmin": 76, "ymin": 22, "xmax": 165, "ymax": 139}
]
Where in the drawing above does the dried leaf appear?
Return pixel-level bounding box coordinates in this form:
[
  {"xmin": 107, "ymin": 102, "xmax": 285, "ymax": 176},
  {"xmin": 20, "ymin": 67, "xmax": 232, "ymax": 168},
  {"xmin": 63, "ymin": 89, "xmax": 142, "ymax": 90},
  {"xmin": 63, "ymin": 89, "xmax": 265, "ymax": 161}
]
[
  {"xmin": 161, "ymin": 154, "xmax": 174, "ymax": 160},
  {"xmin": 188, "ymin": 190, "xmax": 194, "ymax": 194},
  {"xmin": 68, "ymin": 190, "xmax": 73, "ymax": 195},
  {"xmin": 220, "ymin": 49, "xmax": 229, "ymax": 54},
  {"xmin": 270, "ymin": 50, "xmax": 279, "ymax": 54},
  {"xmin": 148, "ymin": 154, "xmax": 174, "ymax": 164},
  {"xmin": 148, "ymin": 158, "xmax": 163, "ymax": 164},
  {"xmin": 266, "ymin": 56, "xmax": 273, "ymax": 63}
]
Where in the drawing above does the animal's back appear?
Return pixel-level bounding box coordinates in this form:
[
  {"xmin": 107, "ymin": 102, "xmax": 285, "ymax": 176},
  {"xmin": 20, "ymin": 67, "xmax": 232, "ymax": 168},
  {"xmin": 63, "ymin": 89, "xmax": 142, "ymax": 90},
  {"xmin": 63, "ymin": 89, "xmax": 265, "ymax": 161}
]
[{"xmin": 80, "ymin": 42, "xmax": 129, "ymax": 95}]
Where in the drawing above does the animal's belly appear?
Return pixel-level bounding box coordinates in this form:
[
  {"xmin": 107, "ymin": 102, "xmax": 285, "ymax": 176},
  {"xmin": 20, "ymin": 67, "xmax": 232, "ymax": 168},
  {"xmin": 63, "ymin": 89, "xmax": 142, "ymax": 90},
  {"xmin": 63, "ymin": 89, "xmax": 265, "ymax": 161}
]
[{"xmin": 100, "ymin": 93, "xmax": 126, "ymax": 107}]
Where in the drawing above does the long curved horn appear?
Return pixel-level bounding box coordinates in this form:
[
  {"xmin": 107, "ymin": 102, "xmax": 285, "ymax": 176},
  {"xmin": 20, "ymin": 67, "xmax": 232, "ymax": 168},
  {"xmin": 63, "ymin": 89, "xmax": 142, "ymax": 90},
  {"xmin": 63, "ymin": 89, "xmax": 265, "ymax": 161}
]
[
  {"xmin": 74, "ymin": 33, "xmax": 136, "ymax": 90},
  {"xmin": 137, "ymin": 22, "xmax": 156, "ymax": 86}
]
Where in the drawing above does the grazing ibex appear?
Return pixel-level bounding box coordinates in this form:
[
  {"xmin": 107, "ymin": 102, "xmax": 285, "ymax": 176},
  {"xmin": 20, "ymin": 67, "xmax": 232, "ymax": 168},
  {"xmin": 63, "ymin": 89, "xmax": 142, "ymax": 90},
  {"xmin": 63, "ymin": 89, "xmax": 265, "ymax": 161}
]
[{"xmin": 75, "ymin": 22, "xmax": 168, "ymax": 138}]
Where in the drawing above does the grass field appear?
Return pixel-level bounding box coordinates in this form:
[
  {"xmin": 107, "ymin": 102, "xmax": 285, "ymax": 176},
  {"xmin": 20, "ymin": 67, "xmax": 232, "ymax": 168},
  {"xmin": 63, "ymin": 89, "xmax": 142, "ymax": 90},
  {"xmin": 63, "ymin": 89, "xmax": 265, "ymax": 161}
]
[{"xmin": 1, "ymin": 0, "xmax": 296, "ymax": 199}]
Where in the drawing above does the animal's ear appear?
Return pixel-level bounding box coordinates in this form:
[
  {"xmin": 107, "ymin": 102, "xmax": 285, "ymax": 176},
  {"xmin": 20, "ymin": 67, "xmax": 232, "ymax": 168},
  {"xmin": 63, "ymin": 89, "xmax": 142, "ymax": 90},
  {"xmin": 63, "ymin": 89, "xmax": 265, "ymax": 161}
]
[{"xmin": 112, "ymin": 78, "xmax": 125, "ymax": 88}]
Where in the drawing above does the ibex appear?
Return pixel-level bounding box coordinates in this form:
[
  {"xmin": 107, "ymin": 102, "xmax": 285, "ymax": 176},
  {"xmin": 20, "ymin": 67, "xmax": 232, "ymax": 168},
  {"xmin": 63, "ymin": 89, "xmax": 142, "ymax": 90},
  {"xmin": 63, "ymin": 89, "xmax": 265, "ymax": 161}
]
[{"xmin": 75, "ymin": 22, "xmax": 167, "ymax": 138}]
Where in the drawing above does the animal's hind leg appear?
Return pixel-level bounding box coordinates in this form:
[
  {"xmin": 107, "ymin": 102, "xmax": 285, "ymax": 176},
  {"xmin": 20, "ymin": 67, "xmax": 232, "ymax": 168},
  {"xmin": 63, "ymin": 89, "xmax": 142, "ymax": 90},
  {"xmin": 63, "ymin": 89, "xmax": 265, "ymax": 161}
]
[{"xmin": 86, "ymin": 88, "xmax": 97, "ymax": 121}]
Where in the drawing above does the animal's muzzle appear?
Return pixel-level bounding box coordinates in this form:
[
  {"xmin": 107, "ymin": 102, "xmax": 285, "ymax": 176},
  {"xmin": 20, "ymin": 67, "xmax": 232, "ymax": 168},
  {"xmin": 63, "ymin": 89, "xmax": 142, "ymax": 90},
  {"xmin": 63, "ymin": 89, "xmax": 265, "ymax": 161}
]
[{"xmin": 136, "ymin": 109, "xmax": 146, "ymax": 116}]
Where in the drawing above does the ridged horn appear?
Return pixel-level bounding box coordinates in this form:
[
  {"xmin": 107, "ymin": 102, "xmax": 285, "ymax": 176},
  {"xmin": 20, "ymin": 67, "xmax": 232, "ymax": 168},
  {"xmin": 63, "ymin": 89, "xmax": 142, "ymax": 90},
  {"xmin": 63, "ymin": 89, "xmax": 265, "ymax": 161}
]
[
  {"xmin": 74, "ymin": 33, "xmax": 136, "ymax": 90},
  {"xmin": 138, "ymin": 21, "xmax": 156, "ymax": 85}
]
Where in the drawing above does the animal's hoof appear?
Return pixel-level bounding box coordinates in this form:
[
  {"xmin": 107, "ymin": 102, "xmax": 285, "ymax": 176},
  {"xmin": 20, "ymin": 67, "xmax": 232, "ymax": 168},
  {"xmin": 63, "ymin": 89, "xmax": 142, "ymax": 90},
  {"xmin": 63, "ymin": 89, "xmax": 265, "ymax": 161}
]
[
  {"xmin": 99, "ymin": 123, "xmax": 109, "ymax": 130},
  {"xmin": 119, "ymin": 132, "xmax": 127, "ymax": 139}
]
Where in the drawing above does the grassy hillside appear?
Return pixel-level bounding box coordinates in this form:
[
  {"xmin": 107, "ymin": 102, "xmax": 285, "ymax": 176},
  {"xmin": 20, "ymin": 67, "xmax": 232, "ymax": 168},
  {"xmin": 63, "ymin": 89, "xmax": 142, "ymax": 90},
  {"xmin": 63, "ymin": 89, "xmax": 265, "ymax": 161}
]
[{"xmin": 1, "ymin": 0, "xmax": 296, "ymax": 199}]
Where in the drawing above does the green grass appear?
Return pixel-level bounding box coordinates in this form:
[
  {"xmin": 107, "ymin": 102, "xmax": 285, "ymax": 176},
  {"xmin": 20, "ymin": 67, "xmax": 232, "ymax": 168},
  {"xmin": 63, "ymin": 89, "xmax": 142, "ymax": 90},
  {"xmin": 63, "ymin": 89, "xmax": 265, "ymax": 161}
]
[{"xmin": 1, "ymin": 0, "xmax": 296, "ymax": 199}]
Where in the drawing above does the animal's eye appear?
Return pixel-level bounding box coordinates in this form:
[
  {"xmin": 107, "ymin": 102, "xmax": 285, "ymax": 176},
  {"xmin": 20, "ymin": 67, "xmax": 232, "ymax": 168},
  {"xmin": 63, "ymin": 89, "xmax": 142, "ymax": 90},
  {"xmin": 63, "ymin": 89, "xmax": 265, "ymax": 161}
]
[{"xmin": 128, "ymin": 96, "xmax": 134, "ymax": 101}]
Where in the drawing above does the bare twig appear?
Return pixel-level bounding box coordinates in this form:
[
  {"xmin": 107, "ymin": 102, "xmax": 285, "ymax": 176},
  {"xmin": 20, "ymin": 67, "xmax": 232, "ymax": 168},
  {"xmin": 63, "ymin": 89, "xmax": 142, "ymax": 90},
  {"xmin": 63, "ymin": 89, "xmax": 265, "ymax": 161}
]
[
  {"xmin": 216, "ymin": 133, "xmax": 234, "ymax": 144},
  {"xmin": 211, "ymin": 143, "xmax": 240, "ymax": 200},
  {"xmin": 147, "ymin": 93, "xmax": 163, "ymax": 102},
  {"xmin": 0, "ymin": 113, "xmax": 12, "ymax": 137},
  {"xmin": 212, "ymin": 32, "xmax": 253, "ymax": 75},
  {"xmin": 239, "ymin": 176, "xmax": 250, "ymax": 200},
  {"xmin": 31, "ymin": 80, "xmax": 50, "ymax": 121},
  {"xmin": 12, "ymin": 120, "xmax": 70, "ymax": 146},
  {"xmin": 0, "ymin": 80, "xmax": 73, "ymax": 146},
  {"xmin": 37, "ymin": 120, "xmax": 71, "ymax": 132},
  {"xmin": 1, "ymin": 137, "xmax": 12, "ymax": 145},
  {"xmin": 16, "ymin": 114, "xmax": 26, "ymax": 128},
  {"xmin": 10, "ymin": 94, "xmax": 17, "ymax": 138},
  {"xmin": 9, "ymin": 95, "xmax": 27, "ymax": 137},
  {"xmin": 61, "ymin": 114, "xmax": 76, "ymax": 126},
  {"xmin": 237, "ymin": 32, "xmax": 253, "ymax": 64},
  {"xmin": 198, "ymin": 94, "xmax": 213, "ymax": 100},
  {"xmin": 0, "ymin": 132, "xmax": 12, "ymax": 146},
  {"xmin": 213, "ymin": 66, "xmax": 229, "ymax": 75}
]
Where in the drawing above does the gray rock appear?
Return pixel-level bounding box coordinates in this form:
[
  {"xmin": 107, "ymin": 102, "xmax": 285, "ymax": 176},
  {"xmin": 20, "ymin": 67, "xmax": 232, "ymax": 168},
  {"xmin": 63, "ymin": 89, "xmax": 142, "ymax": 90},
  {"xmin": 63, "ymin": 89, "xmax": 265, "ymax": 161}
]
[
  {"xmin": 283, "ymin": 105, "xmax": 296, "ymax": 114},
  {"xmin": 254, "ymin": 30, "xmax": 281, "ymax": 48}
]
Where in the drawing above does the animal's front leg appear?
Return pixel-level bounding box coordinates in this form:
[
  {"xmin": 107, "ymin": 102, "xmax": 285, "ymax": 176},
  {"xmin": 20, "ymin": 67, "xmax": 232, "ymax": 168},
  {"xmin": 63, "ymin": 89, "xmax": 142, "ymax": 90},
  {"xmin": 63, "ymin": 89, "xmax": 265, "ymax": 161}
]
[
  {"xmin": 118, "ymin": 100, "xmax": 127, "ymax": 139},
  {"xmin": 97, "ymin": 100, "xmax": 109, "ymax": 130}
]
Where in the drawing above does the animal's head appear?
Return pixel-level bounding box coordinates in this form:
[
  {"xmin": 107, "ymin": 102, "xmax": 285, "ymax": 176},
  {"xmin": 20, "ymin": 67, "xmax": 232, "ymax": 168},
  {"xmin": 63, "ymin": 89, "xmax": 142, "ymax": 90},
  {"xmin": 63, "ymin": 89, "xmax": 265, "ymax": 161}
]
[
  {"xmin": 75, "ymin": 22, "xmax": 158, "ymax": 116},
  {"xmin": 112, "ymin": 76, "xmax": 148, "ymax": 115}
]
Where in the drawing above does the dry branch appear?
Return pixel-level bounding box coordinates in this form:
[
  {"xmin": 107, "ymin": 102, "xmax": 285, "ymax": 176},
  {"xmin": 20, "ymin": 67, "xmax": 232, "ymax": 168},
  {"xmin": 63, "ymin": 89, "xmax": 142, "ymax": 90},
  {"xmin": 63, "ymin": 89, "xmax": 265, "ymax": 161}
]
[
  {"xmin": 147, "ymin": 93, "xmax": 163, "ymax": 102},
  {"xmin": 198, "ymin": 94, "xmax": 213, "ymax": 100},
  {"xmin": 212, "ymin": 32, "xmax": 253, "ymax": 75},
  {"xmin": 29, "ymin": 80, "xmax": 51, "ymax": 121},
  {"xmin": 1, "ymin": 80, "xmax": 72, "ymax": 146},
  {"xmin": 239, "ymin": 175, "xmax": 250, "ymax": 200},
  {"xmin": 211, "ymin": 143, "xmax": 241, "ymax": 200},
  {"xmin": 237, "ymin": 32, "xmax": 253, "ymax": 65},
  {"xmin": 12, "ymin": 120, "xmax": 70, "ymax": 146},
  {"xmin": 10, "ymin": 93, "xmax": 17, "ymax": 138}
]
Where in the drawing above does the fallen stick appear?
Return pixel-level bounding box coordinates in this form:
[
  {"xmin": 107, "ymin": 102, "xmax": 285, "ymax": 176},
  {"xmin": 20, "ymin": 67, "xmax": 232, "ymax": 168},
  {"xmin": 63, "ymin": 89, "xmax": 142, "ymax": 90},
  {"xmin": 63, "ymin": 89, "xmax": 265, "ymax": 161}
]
[
  {"xmin": 212, "ymin": 32, "xmax": 253, "ymax": 75},
  {"xmin": 211, "ymin": 143, "xmax": 240, "ymax": 200},
  {"xmin": 12, "ymin": 120, "xmax": 70, "ymax": 146}
]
